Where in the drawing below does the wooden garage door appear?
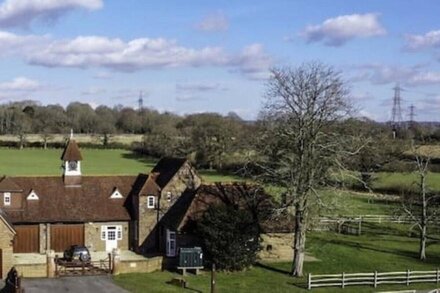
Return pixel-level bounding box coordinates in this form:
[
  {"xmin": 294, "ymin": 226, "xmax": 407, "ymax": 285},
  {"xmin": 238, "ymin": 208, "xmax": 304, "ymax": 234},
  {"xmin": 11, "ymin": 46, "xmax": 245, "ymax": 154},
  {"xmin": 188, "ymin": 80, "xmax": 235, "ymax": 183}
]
[
  {"xmin": 13, "ymin": 225, "xmax": 39, "ymax": 253},
  {"xmin": 51, "ymin": 224, "xmax": 84, "ymax": 252}
]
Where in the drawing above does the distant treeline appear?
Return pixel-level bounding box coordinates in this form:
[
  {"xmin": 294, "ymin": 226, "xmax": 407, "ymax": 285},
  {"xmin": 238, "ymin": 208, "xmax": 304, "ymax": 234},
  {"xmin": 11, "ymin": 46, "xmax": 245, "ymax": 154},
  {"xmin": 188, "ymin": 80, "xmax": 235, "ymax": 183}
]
[{"xmin": 2, "ymin": 100, "xmax": 440, "ymax": 174}]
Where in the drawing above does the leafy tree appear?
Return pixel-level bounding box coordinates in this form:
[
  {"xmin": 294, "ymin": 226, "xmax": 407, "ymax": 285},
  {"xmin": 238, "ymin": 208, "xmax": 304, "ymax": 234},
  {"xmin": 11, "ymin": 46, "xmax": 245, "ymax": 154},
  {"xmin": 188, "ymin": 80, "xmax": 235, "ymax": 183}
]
[{"xmin": 196, "ymin": 205, "xmax": 260, "ymax": 271}]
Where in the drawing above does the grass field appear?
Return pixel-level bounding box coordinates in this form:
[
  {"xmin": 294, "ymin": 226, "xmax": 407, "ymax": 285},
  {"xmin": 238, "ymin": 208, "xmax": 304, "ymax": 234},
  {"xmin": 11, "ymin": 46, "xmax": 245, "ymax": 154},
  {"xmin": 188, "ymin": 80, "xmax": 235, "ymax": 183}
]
[
  {"xmin": 114, "ymin": 230, "xmax": 440, "ymax": 293},
  {"xmin": 0, "ymin": 147, "xmax": 243, "ymax": 183}
]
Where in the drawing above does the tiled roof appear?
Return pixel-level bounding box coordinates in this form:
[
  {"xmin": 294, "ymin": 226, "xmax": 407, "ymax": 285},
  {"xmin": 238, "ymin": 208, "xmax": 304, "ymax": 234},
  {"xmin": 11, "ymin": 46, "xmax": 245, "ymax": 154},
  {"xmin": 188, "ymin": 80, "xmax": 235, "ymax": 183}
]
[
  {"xmin": 0, "ymin": 176, "xmax": 23, "ymax": 192},
  {"xmin": 61, "ymin": 139, "xmax": 83, "ymax": 161},
  {"xmin": 151, "ymin": 157, "xmax": 187, "ymax": 188},
  {"xmin": 5, "ymin": 176, "xmax": 141, "ymax": 223}
]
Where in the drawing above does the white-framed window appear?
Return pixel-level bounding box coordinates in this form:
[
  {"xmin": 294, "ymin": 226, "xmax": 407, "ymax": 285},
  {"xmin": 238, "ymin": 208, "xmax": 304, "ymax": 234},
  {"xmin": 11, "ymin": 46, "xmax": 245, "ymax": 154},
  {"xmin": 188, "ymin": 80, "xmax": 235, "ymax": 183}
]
[
  {"xmin": 4, "ymin": 192, "xmax": 11, "ymax": 206},
  {"xmin": 147, "ymin": 195, "xmax": 155, "ymax": 209},
  {"xmin": 101, "ymin": 225, "xmax": 123, "ymax": 240}
]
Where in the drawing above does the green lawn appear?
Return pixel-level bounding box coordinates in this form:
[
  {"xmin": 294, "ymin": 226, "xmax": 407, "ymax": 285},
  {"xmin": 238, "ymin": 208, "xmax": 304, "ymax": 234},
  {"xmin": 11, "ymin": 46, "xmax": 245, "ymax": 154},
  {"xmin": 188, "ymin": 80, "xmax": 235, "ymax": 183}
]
[
  {"xmin": 373, "ymin": 171, "xmax": 440, "ymax": 193},
  {"xmin": 114, "ymin": 231, "xmax": 440, "ymax": 293},
  {"xmin": 0, "ymin": 147, "xmax": 242, "ymax": 183},
  {"xmin": 0, "ymin": 148, "xmax": 154, "ymax": 176}
]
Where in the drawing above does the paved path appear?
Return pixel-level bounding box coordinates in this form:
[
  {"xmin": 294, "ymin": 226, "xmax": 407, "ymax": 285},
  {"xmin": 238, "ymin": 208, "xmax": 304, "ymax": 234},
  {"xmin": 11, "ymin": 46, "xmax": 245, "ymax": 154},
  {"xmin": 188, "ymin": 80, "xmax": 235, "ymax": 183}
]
[{"xmin": 21, "ymin": 276, "xmax": 129, "ymax": 293}]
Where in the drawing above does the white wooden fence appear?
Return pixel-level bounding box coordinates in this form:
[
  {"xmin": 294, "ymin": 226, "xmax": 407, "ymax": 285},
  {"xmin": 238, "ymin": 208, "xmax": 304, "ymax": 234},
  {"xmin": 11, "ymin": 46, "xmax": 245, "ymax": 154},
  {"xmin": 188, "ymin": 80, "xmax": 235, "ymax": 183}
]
[
  {"xmin": 319, "ymin": 214, "xmax": 417, "ymax": 224},
  {"xmin": 308, "ymin": 269, "xmax": 440, "ymax": 290}
]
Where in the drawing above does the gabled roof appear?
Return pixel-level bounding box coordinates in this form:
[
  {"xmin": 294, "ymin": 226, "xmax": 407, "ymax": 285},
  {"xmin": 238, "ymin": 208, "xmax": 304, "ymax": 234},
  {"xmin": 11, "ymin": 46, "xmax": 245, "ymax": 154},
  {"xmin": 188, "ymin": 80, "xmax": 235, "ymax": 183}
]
[
  {"xmin": 151, "ymin": 157, "xmax": 188, "ymax": 188},
  {"xmin": 0, "ymin": 208, "xmax": 16, "ymax": 234},
  {"xmin": 5, "ymin": 176, "xmax": 138, "ymax": 223},
  {"xmin": 0, "ymin": 176, "xmax": 23, "ymax": 192},
  {"xmin": 174, "ymin": 183, "xmax": 295, "ymax": 233},
  {"xmin": 61, "ymin": 139, "xmax": 83, "ymax": 161}
]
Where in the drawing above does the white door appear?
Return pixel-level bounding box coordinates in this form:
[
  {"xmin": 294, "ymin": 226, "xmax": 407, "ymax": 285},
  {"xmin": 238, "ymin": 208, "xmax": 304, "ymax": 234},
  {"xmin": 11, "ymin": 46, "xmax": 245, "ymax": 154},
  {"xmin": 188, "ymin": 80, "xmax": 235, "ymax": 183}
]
[
  {"xmin": 105, "ymin": 226, "xmax": 118, "ymax": 252},
  {"xmin": 166, "ymin": 230, "xmax": 176, "ymax": 257}
]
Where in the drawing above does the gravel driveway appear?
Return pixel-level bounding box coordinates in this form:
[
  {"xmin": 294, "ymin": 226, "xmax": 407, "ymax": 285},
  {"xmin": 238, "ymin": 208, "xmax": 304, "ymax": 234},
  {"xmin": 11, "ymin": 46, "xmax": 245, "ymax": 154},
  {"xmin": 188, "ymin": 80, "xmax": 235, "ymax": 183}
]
[{"xmin": 21, "ymin": 276, "xmax": 129, "ymax": 293}]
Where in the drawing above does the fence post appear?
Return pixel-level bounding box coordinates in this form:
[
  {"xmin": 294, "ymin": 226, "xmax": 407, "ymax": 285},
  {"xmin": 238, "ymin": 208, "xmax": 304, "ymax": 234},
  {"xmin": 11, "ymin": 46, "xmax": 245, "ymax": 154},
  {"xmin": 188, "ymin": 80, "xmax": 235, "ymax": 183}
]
[
  {"xmin": 342, "ymin": 272, "xmax": 345, "ymax": 288},
  {"xmin": 82, "ymin": 261, "xmax": 85, "ymax": 275},
  {"xmin": 437, "ymin": 268, "xmax": 439, "ymax": 284},
  {"xmin": 374, "ymin": 271, "xmax": 377, "ymax": 288},
  {"xmin": 55, "ymin": 255, "xmax": 58, "ymax": 277},
  {"xmin": 108, "ymin": 253, "xmax": 112, "ymax": 273},
  {"xmin": 358, "ymin": 217, "xmax": 362, "ymax": 235},
  {"xmin": 406, "ymin": 269, "xmax": 410, "ymax": 286},
  {"xmin": 308, "ymin": 273, "xmax": 312, "ymax": 290}
]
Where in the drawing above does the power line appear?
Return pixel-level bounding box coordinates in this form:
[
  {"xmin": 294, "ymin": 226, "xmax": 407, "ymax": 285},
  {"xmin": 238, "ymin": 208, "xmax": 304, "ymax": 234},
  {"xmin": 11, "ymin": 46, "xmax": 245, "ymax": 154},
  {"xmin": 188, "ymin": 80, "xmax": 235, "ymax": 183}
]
[
  {"xmin": 391, "ymin": 83, "xmax": 403, "ymax": 129},
  {"xmin": 138, "ymin": 91, "xmax": 144, "ymax": 111}
]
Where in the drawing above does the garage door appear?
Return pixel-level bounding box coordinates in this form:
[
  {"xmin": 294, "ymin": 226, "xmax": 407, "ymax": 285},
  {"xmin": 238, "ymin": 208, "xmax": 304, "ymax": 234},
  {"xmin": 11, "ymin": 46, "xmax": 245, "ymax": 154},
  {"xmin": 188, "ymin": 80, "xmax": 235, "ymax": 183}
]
[
  {"xmin": 13, "ymin": 225, "xmax": 39, "ymax": 253},
  {"xmin": 51, "ymin": 224, "xmax": 84, "ymax": 252}
]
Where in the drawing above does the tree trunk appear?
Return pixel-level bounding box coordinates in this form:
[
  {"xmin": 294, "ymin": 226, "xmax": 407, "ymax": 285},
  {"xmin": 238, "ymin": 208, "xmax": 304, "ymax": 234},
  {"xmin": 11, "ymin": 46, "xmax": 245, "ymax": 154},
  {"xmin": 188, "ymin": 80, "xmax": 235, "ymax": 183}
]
[
  {"xmin": 291, "ymin": 204, "xmax": 306, "ymax": 277},
  {"xmin": 419, "ymin": 224, "xmax": 426, "ymax": 260},
  {"xmin": 419, "ymin": 171, "xmax": 427, "ymax": 261}
]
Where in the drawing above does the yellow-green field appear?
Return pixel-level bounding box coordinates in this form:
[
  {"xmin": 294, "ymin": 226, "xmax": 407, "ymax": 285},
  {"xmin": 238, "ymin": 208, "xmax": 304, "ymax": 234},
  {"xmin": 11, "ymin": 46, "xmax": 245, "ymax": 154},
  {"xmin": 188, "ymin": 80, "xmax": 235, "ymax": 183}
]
[{"xmin": 0, "ymin": 134, "xmax": 143, "ymax": 145}]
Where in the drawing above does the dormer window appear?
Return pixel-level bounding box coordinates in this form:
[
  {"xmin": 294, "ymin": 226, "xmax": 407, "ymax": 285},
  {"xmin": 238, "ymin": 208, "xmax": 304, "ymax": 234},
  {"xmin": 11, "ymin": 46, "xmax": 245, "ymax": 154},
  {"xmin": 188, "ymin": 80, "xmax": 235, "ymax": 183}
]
[
  {"xmin": 166, "ymin": 191, "xmax": 172, "ymax": 202},
  {"xmin": 110, "ymin": 188, "xmax": 123, "ymax": 199},
  {"xmin": 147, "ymin": 195, "xmax": 155, "ymax": 209},
  {"xmin": 4, "ymin": 192, "xmax": 10, "ymax": 206},
  {"xmin": 27, "ymin": 190, "xmax": 39, "ymax": 200}
]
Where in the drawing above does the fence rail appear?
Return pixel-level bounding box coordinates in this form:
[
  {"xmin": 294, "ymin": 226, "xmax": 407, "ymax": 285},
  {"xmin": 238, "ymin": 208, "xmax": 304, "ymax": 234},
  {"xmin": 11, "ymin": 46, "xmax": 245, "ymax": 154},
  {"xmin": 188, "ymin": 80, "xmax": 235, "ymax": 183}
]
[
  {"xmin": 308, "ymin": 269, "xmax": 440, "ymax": 290},
  {"xmin": 320, "ymin": 215, "xmax": 412, "ymax": 224}
]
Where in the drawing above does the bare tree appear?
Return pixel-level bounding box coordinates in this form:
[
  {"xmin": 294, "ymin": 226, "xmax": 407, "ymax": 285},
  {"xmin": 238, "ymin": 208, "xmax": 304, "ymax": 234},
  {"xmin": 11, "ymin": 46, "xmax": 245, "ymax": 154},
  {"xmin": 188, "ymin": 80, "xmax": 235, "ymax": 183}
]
[
  {"xmin": 402, "ymin": 146, "xmax": 439, "ymax": 261},
  {"xmin": 255, "ymin": 62, "xmax": 352, "ymax": 276}
]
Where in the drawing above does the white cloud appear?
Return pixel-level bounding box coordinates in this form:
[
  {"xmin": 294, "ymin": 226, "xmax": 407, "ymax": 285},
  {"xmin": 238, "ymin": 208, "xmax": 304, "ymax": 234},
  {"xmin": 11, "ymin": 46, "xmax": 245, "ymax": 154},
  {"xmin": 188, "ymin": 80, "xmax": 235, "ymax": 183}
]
[
  {"xmin": 196, "ymin": 11, "xmax": 229, "ymax": 32},
  {"xmin": 405, "ymin": 30, "xmax": 440, "ymax": 51},
  {"xmin": 0, "ymin": 30, "xmax": 46, "ymax": 55},
  {"xmin": 350, "ymin": 64, "xmax": 440, "ymax": 87},
  {"xmin": 27, "ymin": 36, "xmax": 229, "ymax": 71},
  {"xmin": 0, "ymin": 31, "xmax": 272, "ymax": 80},
  {"xmin": 93, "ymin": 71, "xmax": 112, "ymax": 80},
  {"xmin": 300, "ymin": 13, "xmax": 386, "ymax": 46},
  {"xmin": 176, "ymin": 82, "xmax": 227, "ymax": 92},
  {"xmin": 81, "ymin": 87, "xmax": 106, "ymax": 96},
  {"xmin": 229, "ymin": 44, "xmax": 272, "ymax": 80},
  {"xmin": 0, "ymin": 0, "xmax": 103, "ymax": 28},
  {"xmin": 0, "ymin": 76, "xmax": 40, "ymax": 91}
]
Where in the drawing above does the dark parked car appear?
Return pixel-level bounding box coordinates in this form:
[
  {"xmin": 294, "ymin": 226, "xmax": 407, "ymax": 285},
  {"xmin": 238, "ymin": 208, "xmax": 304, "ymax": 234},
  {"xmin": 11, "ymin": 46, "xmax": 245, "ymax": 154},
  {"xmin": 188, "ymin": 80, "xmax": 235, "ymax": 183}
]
[{"xmin": 63, "ymin": 245, "xmax": 91, "ymax": 263}]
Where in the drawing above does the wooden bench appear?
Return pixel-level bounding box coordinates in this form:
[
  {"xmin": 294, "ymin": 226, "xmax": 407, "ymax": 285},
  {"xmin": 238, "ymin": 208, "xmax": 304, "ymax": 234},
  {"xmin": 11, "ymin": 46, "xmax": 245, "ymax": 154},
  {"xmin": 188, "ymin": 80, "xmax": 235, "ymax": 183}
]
[{"xmin": 177, "ymin": 266, "xmax": 203, "ymax": 276}]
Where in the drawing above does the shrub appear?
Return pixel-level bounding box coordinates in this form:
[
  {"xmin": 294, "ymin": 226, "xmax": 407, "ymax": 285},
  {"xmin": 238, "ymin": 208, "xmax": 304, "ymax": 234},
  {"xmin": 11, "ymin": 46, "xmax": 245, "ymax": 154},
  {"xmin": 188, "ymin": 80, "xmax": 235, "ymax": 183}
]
[{"xmin": 196, "ymin": 205, "xmax": 260, "ymax": 271}]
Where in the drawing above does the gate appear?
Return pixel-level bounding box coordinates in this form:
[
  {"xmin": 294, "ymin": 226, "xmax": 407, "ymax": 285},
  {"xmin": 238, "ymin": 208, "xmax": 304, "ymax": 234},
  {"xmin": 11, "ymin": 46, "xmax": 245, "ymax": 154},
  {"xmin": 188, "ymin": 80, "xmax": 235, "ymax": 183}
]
[
  {"xmin": 55, "ymin": 254, "xmax": 112, "ymax": 277},
  {"xmin": 51, "ymin": 224, "xmax": 84, "ymax": 252},
  {"xmin": 13, "ymin": 225, "xmax": 39, "ymax": 253}
]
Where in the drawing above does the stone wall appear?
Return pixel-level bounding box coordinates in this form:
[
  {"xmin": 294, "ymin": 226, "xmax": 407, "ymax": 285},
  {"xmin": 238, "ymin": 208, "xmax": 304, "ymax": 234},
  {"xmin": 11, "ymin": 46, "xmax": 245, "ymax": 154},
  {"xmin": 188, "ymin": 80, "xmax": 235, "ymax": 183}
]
[
  {"xmin": 114, "ymin": 256, "xmax": 163, "ymax": 275},
  {"xmin": 259, "ymin": 233, "xmax": 294, "ymax": 261},
  {"xmin": 15, "ymin": 263, "xmax": 47, "ymax": 278},
  {"xmin": 84, "ymin": 222, "xmax": 129, "ymax": 252},
  {"xmin": 0, "ymin": 220, "xmax": 14, "ymax": 279}
]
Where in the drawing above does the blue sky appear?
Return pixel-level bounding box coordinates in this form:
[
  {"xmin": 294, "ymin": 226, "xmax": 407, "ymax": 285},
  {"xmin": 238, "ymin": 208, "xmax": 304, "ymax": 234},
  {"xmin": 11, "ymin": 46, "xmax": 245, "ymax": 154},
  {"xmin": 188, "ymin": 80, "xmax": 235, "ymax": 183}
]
[{"xmin": 0, "ymin": 0, "xmax": 440, "ymax": 121}]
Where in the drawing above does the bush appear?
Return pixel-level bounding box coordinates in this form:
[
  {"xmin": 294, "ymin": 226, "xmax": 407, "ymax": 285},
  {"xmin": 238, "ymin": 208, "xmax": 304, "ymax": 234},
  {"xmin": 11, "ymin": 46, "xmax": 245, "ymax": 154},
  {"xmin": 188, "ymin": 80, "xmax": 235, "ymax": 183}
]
[{"xmin": 196, "ymin": 205, "xmax": 260, "ymax": 271}]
